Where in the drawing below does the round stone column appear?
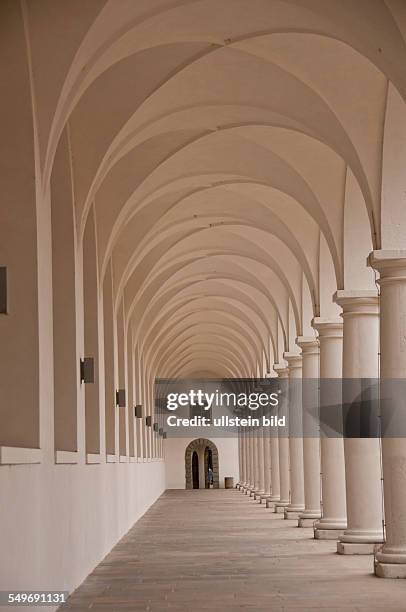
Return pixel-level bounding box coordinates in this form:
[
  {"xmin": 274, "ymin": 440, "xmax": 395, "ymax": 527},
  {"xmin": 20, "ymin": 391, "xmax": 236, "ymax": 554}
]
[
  {"xmin": 254, "ymin": 426, "xmax": 265, "ymax": 499},
  {"xmin": 312, "ymin": 318, "xmax": 347, "ymax": 539},
  {"xmin": 260, "ymin": 428, "xmax": 272, "ymax": 503},
  {"xmin": 267, "ymin": 422, "xmax": 281, "ymax": 507},
  {"xmin": 369, "ymin": 251, "xmax": 406, "ymax": 577},
  {"xmin": 244, "ymin": 426, "xmax": 254, "ymax": 494},
  {"xmin": 273, "ymin": 364, "xmax": 290, "ymax": 513},
  {"xmin": 237, "ymin": 429, "xmax": 242, "ymax": 488},
  {"xmin": 283, "ymin": 353, "xmax": 305, "ymax": 520},
  {"xmin": 296, "ymin": 336, "xmax": 322, "ymax": 527},
  {"xmin": 334, "ymin": 290, "xmax": 384, "ymax": 555},
  {"xmin": 238, "ymin": 428, "xmax": 245, "ymax": 489},
  {"xmin": 243, "ymin": 428, "xmax": 250, "ymax": 488},
  {"xmin": 249, "ymin": 427, "xmax": 258, "ymax": 496},
  {"xmin": 248, "ymin": 426, "xmax": 255, "ymax": 493},
  {"xmin": 240, "ymin": 428, "xmax": 247, "ymax": 491}
]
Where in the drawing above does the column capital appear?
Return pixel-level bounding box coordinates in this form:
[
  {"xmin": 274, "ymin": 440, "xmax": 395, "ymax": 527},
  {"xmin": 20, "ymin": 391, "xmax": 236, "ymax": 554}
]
[
  {"xmin": 311, "ymin": 317, "xmax": 343, "ymax": 338},
  {"xmin": 333, "ymin": 290, "xmax": 379, "ymax": 317},
  {"xmin": 283, "ymin": 352, "xmax": 302, "ymax": 369},
  {"xmin": 273, "ymin": 363, "xmax": 289, "ymax": 378},
  {"xmin": 368, "ymin": 249, "xmax": 406, "ymax": 283},
  {"xmin": 296, "ymin": 336, "xmax": 319, "ymax": 354}
]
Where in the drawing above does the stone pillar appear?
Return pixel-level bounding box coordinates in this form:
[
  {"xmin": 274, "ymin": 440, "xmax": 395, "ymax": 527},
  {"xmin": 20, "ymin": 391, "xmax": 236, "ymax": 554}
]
[
  {"xmin": 242, "ymin": 427, "xmax": 252, "ymax": 493},
  {"xmin": 252, "ymin": 426, "xmax": 262, "ymax": 495},
  {"xmin": 237, "ymin": 429, "xmax": 242, "ymax": 488},
  {"xmin": 249, "ymin": 426, "xmax": 256, "ymax": 495},
  {"xmin": 369, "ymin": 251, "xmax": 406, "ymax": 577},
  {"xmin": 260, "ymin": 428, "xmax": 271, "ymax": 503},
  {"xmin": 254, "ymin": 426, "xmax": 265, "ymax": 499},
  {"xmin": 237, "ymin": 428, "xmax": 244, "ymax": 488},
  {"xmin": 266, "ymin": 395, "xmax": 281, "ymax": 508},
  {"xmin": 312, "ymin": 318, "xmax": 347, "ymax": 539},
  {"xmin": 283, "ymin": 353, "xmax": 305, "ymax": 520},
  {"xmin": 334, "ymin": 290, "xmax": 384, "ymax": 555},
  {"xmin": 296, "ymin": 337, "xmax": 322, "ymax": 527},
  {"xmin": 267, "ymin": 421, "xmax": 281, "ymax": 507},
  {"xmin": 242, "ymin": 428, "xmax": 249, "ymax": 488},
  {"xmin": 273, "ymin": 364, "xmax": 290, "ymax": 513}
]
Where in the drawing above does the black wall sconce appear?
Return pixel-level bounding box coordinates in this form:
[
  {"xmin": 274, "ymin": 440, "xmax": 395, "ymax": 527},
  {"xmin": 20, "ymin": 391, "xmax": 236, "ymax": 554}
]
[
  {"xmin": 134, "ymin": 404, "xmax": 143, "ymax": 418},
  {"xmin": 116, "ymin": 389, "xmax": 126, "ymax": 407},
  {"xmin": 0, "ymin": 267, "xmax": 7, "ymax": 314},
  {"xmin": 153, "ymin": 422, "xmax": 158, "ymax": 432},
  {"xmin": 159, "ymin": 428, "xmax": 163, "ymax": 436},
  {"xmin": 162, "ymin": 432, "xmax": 167, "ymax": 439},
  {"xmin": 80, "ymin": 357, "xmax": 94, "ymax": 384},
  {"xmin": 146, "ymin": 415, "xmax": 152, "ymax": 427}
]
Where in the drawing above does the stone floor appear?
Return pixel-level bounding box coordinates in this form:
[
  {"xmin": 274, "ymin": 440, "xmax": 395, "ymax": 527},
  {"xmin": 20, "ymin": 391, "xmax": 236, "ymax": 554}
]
[{"xmin": 61, "ymin": 489, "xmax": 406, "ymax": 612}]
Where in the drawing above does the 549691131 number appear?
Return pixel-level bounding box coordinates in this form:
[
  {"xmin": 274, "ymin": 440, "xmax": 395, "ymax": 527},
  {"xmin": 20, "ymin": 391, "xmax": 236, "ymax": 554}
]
[{"xmin": 0, "ymin": 591, "xmax": 69, "ymax": 606}]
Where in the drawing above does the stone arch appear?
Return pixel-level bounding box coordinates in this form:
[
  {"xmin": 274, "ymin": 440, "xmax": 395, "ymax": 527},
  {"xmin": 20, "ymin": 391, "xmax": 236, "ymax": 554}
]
[{"xmin": 185, "ymin": 438, "xmax": 219, "ymax": 490}]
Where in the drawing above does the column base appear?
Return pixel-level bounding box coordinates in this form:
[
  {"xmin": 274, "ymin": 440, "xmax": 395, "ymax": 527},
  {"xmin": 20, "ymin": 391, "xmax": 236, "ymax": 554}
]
[
  {"xmin": 337, "ymin": 541, "xmax": 382, "ymax": 555},
  {"xmin": 259, "ymin": 494, "xmax": 270, "ymax": 503},
  {"xmin": 374, "ymin": 548, "xmax": 406, "ymax": 577},
  {"xmin": 314, "ymin": 528, "xmax": 345, "ymax": 540},
  {"xmin": 375, "ymin": 562, "xmax": 406, "ymax": 579},
  {"xmin": 274, "ymin": 501, "xmax": 289, "ymax": 514},
  {"xmin": 266, "ymin": 498, "xmax": 277, "ymax": 509},
  {"xmin": 253, "ymin": 490, "xmax": 265, "ymax": 500},
  {"xmin": 298, "ymin": 517, "xmax": 318, "ymax": 528},
  {"xmin": 284, "ymin": 509, "xmax": 303, "ymax": 520}
]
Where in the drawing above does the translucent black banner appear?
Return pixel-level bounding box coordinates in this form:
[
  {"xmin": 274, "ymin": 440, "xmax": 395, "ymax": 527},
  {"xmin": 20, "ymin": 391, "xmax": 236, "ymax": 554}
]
[{"xmin": 154, "ymin": 377, "xmax": 406, "ymax": 438}]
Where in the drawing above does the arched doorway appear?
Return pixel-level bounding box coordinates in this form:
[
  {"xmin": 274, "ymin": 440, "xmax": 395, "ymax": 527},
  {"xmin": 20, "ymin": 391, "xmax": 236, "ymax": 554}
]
[
  {"xmin": 185, "ymin": 439, "xmax": 219, "ymax": 489},
  {"xmin": 192, "ymin": 451, "xmax": 199, "ymax": 489}
]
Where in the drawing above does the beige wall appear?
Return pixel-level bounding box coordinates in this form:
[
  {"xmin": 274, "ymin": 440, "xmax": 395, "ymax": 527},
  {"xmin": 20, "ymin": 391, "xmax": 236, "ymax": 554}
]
[{"xmin": 0, "ymin": 460, "xmax": 165, "ymax": 611}]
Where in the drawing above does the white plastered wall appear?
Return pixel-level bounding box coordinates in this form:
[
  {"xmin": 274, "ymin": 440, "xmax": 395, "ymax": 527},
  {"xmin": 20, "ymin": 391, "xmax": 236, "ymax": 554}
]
[{"xmin": 0, "ymin": 460, "xmax": 165, "ymax": 609}]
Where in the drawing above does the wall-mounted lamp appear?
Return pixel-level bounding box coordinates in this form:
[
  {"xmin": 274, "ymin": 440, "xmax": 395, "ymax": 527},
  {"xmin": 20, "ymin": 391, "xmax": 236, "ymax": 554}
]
[
  {"xmin": 162, "ymin": 432, "xmax": 167, "ymax": 439},
  {"xmin": 116, "ymin": 389, "xmax": 126, "ymax": 407},
  {"xmin": 0, "ymin": 267, "xmax": 7, "ymax": 314},
  {"xmin": 80, "ymin": 357, "xmax": 94, "ymax": 384},
  {"xmin": 153, "ymin": 422, "xmax": 158, "ymax": 432},
  {"xmin": 134, "ymin": 404, "xmax": 143, "ymax": 418},
  {"xmin": 146, "ymin": 415, "xmax": 152, "ymax": 427},
  {"xmin": 159, "ymin": 428, "xmax": 163, "ymax": 436}
]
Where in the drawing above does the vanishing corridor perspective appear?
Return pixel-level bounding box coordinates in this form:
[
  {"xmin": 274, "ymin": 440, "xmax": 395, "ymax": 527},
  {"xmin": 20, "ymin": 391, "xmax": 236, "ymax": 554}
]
[{"xmin": 2, "ymin": 0, "xmax": 406, "ymax": 609}]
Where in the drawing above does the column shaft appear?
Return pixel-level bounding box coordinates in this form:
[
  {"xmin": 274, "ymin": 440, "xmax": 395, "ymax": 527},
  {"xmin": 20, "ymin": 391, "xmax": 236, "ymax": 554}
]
[
  {"xmin": 369, "ymin": 251, "xmax": 406, "ymax": 577},
  {"xmin": 297, "ymin": 336, "xmax": 321, "ymax": 527},
  {"xmin": 260, "ymin": 429, "xmax": 271, "ymax": 503},
  {"xmin": 284, "ymin": 353, "xmax": 305, "ymax": 520},
  {"xmin": 335, "ymin": 290, "xmax": 384, "ymax": 554},
  {"xmin": 273, "ymin": 364, "xmax": 290, "ymax": 513},
  {"xmin": 312, "ymin": 318, "xmax": 347, "ymax": 539},
  {"xmin": 254, "ymin": 427, "xmax": 265, "ymax": 498}
]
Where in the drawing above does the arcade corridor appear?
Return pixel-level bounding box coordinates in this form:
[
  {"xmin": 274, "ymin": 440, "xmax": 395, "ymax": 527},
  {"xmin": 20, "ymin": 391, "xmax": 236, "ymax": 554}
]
[{"xmin": 3, "ymin": 2, "xmax": 406, "ymax": 607}]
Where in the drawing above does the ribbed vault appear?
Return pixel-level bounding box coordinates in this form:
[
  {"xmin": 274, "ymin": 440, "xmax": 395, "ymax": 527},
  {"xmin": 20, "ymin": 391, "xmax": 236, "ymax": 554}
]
[{"xmin": 13, "ymin": 0, "xmax": 406, "ymax": 384}]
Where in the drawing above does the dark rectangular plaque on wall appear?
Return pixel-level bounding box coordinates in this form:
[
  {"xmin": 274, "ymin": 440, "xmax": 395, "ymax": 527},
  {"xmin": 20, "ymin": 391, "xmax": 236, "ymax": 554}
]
[
  {"xmin": 146, "ymin": 415, "xmax": 152, "ymax": 427},
  {"xmin": 80, "ymin": 357, "xmax": 94, "ymax": 383},
  {"xmin": 134, "ymin": 404, "xmax": 143, "ymax": 418},
  {"xmin": 0, "ymin": 267, "xmax": 7, "ymax": 314},
  {"xmin": 116, "ymin": 389, "xmax": 126, "ymax": 407}
]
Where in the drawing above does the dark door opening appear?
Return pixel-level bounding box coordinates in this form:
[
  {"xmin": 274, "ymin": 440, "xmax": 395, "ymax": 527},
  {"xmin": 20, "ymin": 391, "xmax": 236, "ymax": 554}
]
[
  {"xmin": 205, "ymin": 447, "xmax": 213, "ymax": 488},
  {"xmin": 192, "ymin": 451, "xmax": 199, "ymax": 489}
]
